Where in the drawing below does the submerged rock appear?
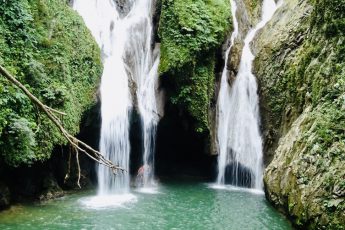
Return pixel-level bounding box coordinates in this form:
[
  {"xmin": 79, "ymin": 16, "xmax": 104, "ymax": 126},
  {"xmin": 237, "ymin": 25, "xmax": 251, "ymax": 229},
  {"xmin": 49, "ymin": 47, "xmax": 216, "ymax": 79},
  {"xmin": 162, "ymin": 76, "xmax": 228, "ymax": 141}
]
[
  {"xmin": 0, "ymin": 183, "xmax": 10, "ymax": 210},
  {"xmin": 114, "ymin": 0, "xmax": 134, "ymax": 16},
  {"xmin": 224, "ymin": 162, "xmax": 253, "ymax": 188}
]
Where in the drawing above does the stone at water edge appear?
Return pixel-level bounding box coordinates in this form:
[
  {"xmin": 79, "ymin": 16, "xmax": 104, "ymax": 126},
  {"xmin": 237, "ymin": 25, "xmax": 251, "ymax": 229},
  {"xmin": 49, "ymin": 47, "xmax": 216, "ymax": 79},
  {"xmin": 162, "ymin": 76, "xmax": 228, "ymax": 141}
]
[
  {"xmin": 0, "ymin": 182, "xmax": 10, "ymax": 210},
  {"xmin": 39, "ymin": 174, "xmax": 64, "ymax": 201}
]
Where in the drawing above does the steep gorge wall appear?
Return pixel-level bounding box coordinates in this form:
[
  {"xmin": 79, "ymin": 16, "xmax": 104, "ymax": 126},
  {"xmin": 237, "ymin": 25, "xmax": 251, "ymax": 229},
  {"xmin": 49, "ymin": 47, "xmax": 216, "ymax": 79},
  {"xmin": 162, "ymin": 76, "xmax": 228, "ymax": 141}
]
[{"xmin": 253, "ymin": 0, "xmax": 345, "ymax": 228}]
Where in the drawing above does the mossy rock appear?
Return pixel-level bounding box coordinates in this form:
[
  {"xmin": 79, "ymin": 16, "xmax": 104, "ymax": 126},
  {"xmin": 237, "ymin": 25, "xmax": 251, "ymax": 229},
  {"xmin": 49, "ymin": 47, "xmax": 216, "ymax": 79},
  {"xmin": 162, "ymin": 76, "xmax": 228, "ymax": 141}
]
[
  {"xmin": 253, "ymin": 0, "xmax": 345, "ymax": 228},
  {"xmin": 158, "ymin": 0, "xmax": 231, "ymax": 132},
  {"xmin": 0, "ymin": 0, "xmax": 102, "ymax": 167}
]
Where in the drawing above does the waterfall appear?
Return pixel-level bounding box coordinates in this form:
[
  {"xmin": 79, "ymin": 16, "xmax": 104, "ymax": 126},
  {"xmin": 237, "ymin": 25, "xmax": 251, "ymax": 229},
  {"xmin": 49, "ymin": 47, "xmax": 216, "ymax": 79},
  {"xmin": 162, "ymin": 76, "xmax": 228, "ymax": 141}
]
[
  {"xmin": 74, "ymin": 0, "xmax": 160, "ymax": 195},
  {"xmin": 137, "ymin": 52, "xmax": 160, "ymax": 188},
  {"xmin": 216, "ymin": 0, "xmax": 239, "ymax": 187},
  {"xmin": 128, "ymin": 2, "xmax": 160, "ymax": 188},
  {"xmin": 216, "ymin": 0, "xmax": 279, "ymax": 189},
  {"xmin": 73, "ymin": 0, "xmax": 131, "ymax": 195}
]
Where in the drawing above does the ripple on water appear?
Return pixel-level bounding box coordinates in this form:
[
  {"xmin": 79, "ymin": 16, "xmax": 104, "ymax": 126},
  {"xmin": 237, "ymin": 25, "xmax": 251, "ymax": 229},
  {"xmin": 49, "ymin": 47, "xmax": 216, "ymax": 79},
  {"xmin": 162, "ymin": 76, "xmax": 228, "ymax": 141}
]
[{"xmin": 78, "ymin": 194, "xmax": 137, "ymax": 209}]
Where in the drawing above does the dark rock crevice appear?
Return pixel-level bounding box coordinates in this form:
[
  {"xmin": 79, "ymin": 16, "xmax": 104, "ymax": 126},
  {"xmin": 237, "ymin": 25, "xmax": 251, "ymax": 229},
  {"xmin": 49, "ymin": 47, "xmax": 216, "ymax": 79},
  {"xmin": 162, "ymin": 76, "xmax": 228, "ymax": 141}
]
[{"xmin": 155, "ymin": 100, "xmax": 218, "ymax": 180}]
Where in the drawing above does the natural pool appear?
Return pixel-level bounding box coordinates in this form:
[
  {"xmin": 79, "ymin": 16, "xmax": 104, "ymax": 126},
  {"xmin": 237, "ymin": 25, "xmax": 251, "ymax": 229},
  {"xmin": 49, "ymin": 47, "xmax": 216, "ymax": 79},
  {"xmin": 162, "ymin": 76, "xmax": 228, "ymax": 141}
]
[{"xmin": 0, "ymin": 182, "xmax": 291, "ymax": 230}]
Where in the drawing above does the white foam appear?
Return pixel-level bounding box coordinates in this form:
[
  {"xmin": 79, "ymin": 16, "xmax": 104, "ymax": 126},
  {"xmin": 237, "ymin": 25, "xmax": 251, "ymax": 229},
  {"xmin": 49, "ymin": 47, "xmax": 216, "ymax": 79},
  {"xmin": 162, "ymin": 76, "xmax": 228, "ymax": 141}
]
[
  {"xmin": 135, "ymin": 187, "xmax": 161, "ymax": 194},
  {"xmin": 79, "ymin": 194, "xmax": 137, "ymax": 209},
  {"xmin": 208, "ymin": 183, "xmax": 265, "ymax": 195}
]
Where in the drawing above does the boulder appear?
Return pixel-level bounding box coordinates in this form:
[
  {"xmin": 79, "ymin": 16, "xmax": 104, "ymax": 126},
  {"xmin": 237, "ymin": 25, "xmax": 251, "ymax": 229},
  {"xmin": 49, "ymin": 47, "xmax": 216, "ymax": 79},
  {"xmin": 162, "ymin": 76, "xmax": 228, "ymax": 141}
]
[{"xmin": 38, "ymin": 174, "xmax": 64, "ymax": 201}]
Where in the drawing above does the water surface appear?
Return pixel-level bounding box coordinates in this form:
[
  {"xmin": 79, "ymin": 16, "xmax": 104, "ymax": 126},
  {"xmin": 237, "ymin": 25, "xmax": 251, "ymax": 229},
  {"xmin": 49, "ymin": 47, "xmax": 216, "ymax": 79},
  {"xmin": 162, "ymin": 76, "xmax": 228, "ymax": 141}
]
[{"xmin": 0, "ymin": 182, "xmax": 291, "ymax": 230}]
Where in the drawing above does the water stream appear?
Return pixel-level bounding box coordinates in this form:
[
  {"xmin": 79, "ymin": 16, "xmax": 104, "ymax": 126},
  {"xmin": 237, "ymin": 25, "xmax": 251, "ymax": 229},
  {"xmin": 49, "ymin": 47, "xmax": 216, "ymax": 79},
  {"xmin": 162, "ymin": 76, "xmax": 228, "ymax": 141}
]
[
  {"xmin": 216, "ymin": 0, "xmax": 280, "ymax": 189},
  {"xmin": 74, "ymin": 0, "xmax": 160, "ymax": 196},
  {"xmin": 130, "ymin": 1, "xmax": 161, "ymax": 189},
  {"xmin": 216, "ymin": 0, "xmax": 240, "ymax": 187}
]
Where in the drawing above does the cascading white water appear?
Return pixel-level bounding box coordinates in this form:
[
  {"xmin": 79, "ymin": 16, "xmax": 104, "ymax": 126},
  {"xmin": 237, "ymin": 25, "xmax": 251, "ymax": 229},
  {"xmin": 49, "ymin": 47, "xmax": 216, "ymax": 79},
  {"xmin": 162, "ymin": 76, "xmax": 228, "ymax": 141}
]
[
  {"xmin": 216, "ymin": 0, "xmax": 279, "ymax": 190},
  {"xmin": 217, "ymin": 0, "xmax": 239, "ymax": 186},
  {"xmin": 73, "ymin": 0, "xmax": 131, "ymax": 195},
  {"xmin": 126, "ymin": 1, "xmax": 160, "ymax": 188},
  {"xmin": 74, "ymin": 0, "xmax": 160, "ymax": 194},
  {"xmin": 137, "ymin": 52, "xmax": 160, "ymax": 188}
]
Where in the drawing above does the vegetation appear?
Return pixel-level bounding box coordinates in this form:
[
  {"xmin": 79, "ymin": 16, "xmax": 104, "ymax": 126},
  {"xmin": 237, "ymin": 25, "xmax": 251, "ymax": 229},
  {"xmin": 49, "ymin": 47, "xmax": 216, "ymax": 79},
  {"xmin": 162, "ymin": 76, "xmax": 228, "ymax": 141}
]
[
  {"xmin": 311, "ymin": 0, "xmax": 345, "ymax": 37},
  {"xmin": 0, "ymin": 0, "xmax": 102, "ymax": 167},
  {"xmin": 158, "ymin": 0, "xmax": 231, "ymax": 132}
]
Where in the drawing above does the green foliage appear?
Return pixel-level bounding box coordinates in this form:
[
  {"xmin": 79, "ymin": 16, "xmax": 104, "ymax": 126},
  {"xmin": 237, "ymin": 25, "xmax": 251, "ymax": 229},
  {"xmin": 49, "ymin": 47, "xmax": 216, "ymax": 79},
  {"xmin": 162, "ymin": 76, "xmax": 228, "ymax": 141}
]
[
  {"xmin": 1, "ymin": 118, "xmax": 37, "ymax": 166},
  {"xmin": 159, "ymin": 0, "xmax": 230, "ymax": 73},
  {"xmin": 170, "ymin": 56, "xmax": 216, "ymax": 132},
  {"xmin": 158, "ymin": 0, "xmax": 231, "ymax": 132},
  {"xmin": 0, "ymin": 0, "xmax": 102, "ymax": 166},
  {"xmin": 311, "ymin": 0, "xmax": 345, "ymax": 37}
]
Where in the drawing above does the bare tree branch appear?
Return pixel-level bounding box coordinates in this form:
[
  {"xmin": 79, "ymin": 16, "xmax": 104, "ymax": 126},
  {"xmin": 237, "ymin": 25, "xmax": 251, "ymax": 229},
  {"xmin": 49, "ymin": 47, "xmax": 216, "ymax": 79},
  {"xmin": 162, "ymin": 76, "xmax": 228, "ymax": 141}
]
[{"xmin": 0, "ymin": 64, "xmax": 125, "ymax": 173}]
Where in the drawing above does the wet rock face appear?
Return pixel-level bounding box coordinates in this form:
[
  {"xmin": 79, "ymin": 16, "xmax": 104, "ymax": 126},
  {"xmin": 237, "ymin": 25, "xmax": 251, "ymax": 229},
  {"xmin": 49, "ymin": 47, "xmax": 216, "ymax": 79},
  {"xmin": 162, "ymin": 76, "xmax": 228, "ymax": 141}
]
[
  {"xmin": 253, "ymin": 0, "xmax": 312, "ymax": 165},
  {"xmin": 236, "ymin": 0, "xmax": 258, "ymax": 39},
  {"xmin": 227, "ymin": 41, "xmax": 242, "ymax": 85},
  {"xmin": 223, "ymin": 0, "xmax": 261, "ymax": 89},
  {"xmin": 0, "ymin": 183, "xmax": 10, "ymax": 210},
  {"xmin": 253, "ymin": 0, "xmax": 345, "ymax": 228},
  {"xmin": 242, "ymin": 0, "xmax": 262, "ymax": 26}
]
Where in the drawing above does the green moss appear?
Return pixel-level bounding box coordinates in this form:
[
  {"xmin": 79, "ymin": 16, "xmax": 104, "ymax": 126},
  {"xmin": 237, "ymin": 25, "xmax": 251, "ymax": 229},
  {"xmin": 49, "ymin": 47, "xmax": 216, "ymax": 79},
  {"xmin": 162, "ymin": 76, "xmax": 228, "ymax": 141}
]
[
  {"xmin": 170, "ymin": 55, "xmax": 216, "ymax": 132},
  {"xmin": 310, "ymin": 0, "xmax": 345, "ymax": 37},
  {"xmin": 158, "ymin": 0, "xmax": 231, "ymax": 132},
  {"xmin": 0, "ymin": 0, "xmax": 102, "ymax": 166},
  {"xmin": 258, "ymin": 0, "xmax": 345, "ymax": 132}
]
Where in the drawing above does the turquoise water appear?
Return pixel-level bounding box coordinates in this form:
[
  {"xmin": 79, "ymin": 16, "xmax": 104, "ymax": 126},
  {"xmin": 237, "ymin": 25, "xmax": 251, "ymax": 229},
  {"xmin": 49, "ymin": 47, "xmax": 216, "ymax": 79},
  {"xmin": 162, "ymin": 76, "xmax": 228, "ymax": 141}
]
[{"xmin": 0, "ymin": 182, "xmax": 291, "ymax": 230}]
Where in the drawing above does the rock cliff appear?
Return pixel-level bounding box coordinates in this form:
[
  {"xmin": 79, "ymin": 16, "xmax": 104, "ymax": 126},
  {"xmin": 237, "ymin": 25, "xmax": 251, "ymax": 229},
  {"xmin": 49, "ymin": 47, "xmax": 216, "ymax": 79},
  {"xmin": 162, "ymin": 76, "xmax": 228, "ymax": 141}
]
[{"xmin": 253, "ymin": 0, "xmax": 345, "ymax": 228}]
